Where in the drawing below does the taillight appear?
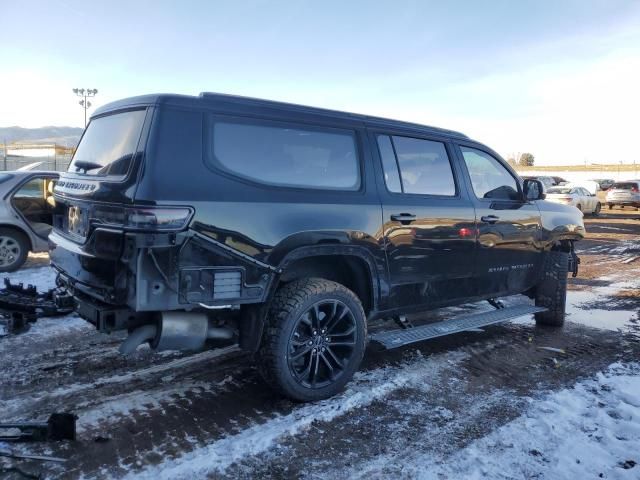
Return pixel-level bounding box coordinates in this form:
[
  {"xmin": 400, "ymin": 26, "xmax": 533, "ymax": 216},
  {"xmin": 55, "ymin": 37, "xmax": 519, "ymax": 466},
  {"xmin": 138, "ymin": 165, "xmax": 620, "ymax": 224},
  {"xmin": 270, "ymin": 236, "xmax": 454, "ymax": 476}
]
[
  {"xmin": 632, "ymin": 187, "xmax": 639, "ymax": 193},
  {"xmin": 90, "ymin": 205, "xmax": 193, "ymax": 231}
]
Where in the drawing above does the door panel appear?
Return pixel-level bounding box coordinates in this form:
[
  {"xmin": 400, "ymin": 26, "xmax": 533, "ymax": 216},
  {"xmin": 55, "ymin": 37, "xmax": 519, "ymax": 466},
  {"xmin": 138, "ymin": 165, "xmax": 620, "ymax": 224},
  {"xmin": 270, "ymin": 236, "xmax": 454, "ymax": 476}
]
[
  {"xmin": 456, "ymin": 144, "xmax": 543, "ymax": 296},
  {"xmin": 11, "ymin": 175, "xmax": 56, "ymax": 239},
  {"xmin": 382, "ymin": 201, "xmax": 477, "ymax": 308},
  {"xmin": 371, "ymin": 132, "xmax": 478, "ymax": 310},
  {"xmin": 474, "ymin": 201, "xmax": 542, "ymax": 295}
]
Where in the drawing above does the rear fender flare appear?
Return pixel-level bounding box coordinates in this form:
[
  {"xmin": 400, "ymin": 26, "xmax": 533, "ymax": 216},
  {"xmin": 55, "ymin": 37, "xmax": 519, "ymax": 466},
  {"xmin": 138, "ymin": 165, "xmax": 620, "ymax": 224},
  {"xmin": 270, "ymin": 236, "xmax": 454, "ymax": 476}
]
[
  {"xmin": 275, "ymin": 245, "xmax": 381, "ymax": 311},
  {"xmin": 239, "ymin": 245, "xmax": 382, "ymax": 353}
]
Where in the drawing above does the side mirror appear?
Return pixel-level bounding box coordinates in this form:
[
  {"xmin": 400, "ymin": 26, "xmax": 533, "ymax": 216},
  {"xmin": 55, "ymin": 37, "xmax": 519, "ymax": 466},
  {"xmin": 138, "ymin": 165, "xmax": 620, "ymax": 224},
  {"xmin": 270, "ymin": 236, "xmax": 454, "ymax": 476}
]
[{"xmin": 523, "ymin": 179, "xmax": 545, "ymax": 201}]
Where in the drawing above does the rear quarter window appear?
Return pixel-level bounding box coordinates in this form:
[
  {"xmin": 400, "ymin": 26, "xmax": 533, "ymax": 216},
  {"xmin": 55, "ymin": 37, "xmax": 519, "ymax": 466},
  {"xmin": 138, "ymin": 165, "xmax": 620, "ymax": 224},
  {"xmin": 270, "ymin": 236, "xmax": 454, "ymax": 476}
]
[{"xmin": 205, "ymin": 117, "xmax": 361, "ymax": 191}]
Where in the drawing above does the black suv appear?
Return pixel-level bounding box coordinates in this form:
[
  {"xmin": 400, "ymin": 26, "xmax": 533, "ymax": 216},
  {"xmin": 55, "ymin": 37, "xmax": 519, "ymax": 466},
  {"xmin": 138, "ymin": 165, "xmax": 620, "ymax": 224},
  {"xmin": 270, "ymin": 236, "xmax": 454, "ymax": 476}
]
[{"xmin": 50, "ymin": 93, "xmax": 584, "ymax": 401}]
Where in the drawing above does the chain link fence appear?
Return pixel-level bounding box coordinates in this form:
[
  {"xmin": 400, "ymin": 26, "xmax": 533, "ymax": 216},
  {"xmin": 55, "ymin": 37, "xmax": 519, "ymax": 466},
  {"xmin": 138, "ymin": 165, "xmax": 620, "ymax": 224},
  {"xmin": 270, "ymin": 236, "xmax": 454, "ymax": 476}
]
[{"xmin": 0, "ymin": 143, "xmax": 75, "ymax": 172}]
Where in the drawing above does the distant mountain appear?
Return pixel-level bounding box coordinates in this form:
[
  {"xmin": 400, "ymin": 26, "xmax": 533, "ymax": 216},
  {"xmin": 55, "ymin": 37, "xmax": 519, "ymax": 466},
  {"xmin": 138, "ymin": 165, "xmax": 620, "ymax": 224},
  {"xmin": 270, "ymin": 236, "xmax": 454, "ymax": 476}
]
[{"xmin": 0, "ymin": 126, "xmax": 83, "ymax": 147}]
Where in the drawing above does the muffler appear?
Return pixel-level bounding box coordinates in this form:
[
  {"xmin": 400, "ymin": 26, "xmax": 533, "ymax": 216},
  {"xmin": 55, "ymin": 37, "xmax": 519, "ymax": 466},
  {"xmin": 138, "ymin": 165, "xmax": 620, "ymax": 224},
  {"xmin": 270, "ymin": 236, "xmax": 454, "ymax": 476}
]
[{"xmin": 119, "ymin": 311, "xmax": 233, "ymax": 355}]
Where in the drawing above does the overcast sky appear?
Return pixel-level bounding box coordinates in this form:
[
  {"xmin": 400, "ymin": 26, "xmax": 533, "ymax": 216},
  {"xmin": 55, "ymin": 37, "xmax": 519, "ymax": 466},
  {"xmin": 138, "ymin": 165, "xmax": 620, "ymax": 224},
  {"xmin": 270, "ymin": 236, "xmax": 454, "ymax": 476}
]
[{"xmin": 1, "ymin": 0, "xmax": 639, "ymax": 165}]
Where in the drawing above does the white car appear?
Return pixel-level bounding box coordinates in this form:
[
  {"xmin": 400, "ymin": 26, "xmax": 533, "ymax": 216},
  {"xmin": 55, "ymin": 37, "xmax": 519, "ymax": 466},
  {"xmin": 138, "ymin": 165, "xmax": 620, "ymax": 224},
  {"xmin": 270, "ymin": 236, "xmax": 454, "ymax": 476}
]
[
  {"xmin": 567, "ymin": 180, "xmax": 600, "ymax": 196},
  {"xmin": 605, "ymin": 181, "xmax": 640, "ymax": 210},
  {"xmin": 0, "ymin": 170, "xmax": 58, "ymax": 271},
  {"xmin": 545, "ymin": 186, "xmax": 601, "ymax": 215}
]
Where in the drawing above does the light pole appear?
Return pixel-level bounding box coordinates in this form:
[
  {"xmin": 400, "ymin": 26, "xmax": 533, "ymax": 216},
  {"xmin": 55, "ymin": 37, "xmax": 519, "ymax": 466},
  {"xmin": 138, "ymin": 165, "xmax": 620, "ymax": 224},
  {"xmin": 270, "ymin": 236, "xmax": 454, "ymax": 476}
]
[{"xmin": 73, "ymin": 88, "xmax": 98, "ymax": 127}]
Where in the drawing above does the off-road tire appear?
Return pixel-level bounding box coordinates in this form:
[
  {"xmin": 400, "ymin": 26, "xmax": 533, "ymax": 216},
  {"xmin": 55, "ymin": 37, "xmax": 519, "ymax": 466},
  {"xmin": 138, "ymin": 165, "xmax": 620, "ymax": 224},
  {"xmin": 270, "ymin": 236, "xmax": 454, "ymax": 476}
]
[
  {"xmin": 534, "ymin": 251, "xmax": 569, "ymax": 326},
  {"xmin": 256, "ymin": 278, "xmax": 367, "ymax": 402},
  {"xmin": 0, "ymin": 228, "xmax": 29, "ymax": 273}
]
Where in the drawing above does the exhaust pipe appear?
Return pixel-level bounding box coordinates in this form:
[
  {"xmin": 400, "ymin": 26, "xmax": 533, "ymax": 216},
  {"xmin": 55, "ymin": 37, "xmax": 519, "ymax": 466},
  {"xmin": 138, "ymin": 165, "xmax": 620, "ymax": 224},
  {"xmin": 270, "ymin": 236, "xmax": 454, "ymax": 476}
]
[
  {"xmin": 119, "ymin": 324, "xmax": 157, "ymax": 355},
  {"xmin": 119, "ymin": 312, "xmax": 234, "ymax": 355}
]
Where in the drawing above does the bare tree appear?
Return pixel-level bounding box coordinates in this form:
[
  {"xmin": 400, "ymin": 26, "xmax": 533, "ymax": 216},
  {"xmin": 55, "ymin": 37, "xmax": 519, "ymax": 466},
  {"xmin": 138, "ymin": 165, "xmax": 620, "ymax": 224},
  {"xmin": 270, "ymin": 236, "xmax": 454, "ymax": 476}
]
[{"xmin": 520, "ymin": 152, "xmax": 535, "ymax": 167}]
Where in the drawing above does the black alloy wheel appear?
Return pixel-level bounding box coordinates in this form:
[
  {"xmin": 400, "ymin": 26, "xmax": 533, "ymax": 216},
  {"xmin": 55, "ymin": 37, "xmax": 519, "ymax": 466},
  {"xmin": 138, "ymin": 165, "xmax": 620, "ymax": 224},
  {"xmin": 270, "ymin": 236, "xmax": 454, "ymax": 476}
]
[
  {"xmin": 257, "ymin": 278, "xmax": 367, "ymax": 401},
  {"xmin": 287, "ymin": 299, "xmax": 358, "ymax": 389}
]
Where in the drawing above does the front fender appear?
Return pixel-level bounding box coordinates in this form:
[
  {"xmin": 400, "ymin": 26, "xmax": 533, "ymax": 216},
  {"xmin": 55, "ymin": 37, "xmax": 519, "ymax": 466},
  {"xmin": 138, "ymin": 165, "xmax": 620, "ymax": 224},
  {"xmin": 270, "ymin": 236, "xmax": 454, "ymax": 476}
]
[{"xmin": 536, "ymin": 200, "xmax": 586, "ymax": 246}]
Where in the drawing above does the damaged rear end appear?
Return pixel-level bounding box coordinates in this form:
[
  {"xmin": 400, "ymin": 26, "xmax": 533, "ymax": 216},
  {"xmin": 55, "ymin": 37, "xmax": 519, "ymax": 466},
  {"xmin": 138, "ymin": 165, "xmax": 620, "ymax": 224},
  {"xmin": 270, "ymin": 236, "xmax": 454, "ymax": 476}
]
[{"xmin": 50, "ymin": 98, "xmax": 274, "ymax": 353}]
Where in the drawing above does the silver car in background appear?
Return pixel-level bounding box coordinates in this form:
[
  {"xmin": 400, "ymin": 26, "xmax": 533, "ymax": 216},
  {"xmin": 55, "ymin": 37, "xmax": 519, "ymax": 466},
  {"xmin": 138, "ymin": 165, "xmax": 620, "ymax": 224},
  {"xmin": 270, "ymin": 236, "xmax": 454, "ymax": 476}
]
[
  {"xmin": 606, "ymin": 181, "xmax": 640, "ymax": 210},
  {"xmin": 545, "ymin": 185, "xmax": 602, "ymax": 215},
  {"xmin": 0, "ymin": 171, "xmax": 58, "ymax": 271}
]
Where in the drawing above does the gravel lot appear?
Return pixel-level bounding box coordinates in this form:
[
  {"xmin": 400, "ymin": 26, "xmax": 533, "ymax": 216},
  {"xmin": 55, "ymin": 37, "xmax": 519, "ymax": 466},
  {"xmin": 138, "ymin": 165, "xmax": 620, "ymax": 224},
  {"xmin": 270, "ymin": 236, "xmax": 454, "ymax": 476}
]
[{"xmin": 1, "ymin": 208, "xmax": 639, "ymax": 479}]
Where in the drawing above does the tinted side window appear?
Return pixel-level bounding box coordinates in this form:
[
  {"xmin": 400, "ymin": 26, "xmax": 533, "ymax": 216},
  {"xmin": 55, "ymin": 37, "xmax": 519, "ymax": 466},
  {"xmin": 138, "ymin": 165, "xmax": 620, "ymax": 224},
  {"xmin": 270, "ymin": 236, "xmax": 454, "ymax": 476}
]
[
  {"xmin": 206, "ymin": 119, "xmax": 360, "ymax": 190},
  {"xmin": 461, "ymin": 147, "xmax": 519, "ymax": 200},
  {"xmin": 376, "ymin": 135, "xmax": 456, "ymax": 196}
]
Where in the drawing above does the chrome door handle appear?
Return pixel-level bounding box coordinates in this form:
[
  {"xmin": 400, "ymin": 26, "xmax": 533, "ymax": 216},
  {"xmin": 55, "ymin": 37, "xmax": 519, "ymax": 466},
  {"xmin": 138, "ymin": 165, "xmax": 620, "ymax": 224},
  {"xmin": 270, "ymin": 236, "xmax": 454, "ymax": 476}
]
[
  {"xmin": 481, "ymin": 215, "xmax": 500, "ymax": 224},
  {"xmin": 391, "ymin": 213, "xmax": 416, "ymax": 224}
]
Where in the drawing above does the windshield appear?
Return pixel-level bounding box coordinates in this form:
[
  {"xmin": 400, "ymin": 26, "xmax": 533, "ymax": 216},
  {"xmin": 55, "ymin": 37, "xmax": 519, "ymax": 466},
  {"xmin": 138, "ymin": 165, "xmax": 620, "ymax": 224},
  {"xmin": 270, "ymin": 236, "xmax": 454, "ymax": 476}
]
[
  {"xmin": 612, "ymin": 182, "xmax": 638, "ymax": 190},
  {"xmin": 69, "ymin": 109, "xmax": 146, "ymax": 176},
  {"xmin": 547, "ymin": 187, "xmax": 572, "ymax": 194}
]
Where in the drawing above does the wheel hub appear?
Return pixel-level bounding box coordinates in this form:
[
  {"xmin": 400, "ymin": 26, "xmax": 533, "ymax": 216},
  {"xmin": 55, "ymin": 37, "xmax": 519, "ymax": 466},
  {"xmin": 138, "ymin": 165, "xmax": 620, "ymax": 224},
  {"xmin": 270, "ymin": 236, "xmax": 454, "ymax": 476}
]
[
  {"xmin": 287, "ymin": 300, "xmax": 357, "ymax": 389},
  {"xmin": 309, "ymin": 329, "xmax": 330, "ymax": 349},
  {"xmin": 0, "ymin": 236, "xmax": 19, "ymax": 266}
]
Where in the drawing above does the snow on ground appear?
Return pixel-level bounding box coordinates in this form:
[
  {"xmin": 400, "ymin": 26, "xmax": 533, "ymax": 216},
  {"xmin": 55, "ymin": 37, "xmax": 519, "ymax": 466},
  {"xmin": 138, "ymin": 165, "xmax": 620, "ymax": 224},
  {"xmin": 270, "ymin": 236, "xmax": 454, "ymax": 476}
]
[
  {"xmin": 0, "ymin": 346, "xmax": 239, "ymax": 424},
  {"xmin": 340, "ymin": 363, "xmax": 640, "ymax": 480},
  {"xmin": 7, "ymin": 254, "xmax": 55, "ymax": 290},
  {"xmin": 430, "ymin": 362, "xmax": 640, "ymax": 480},
  {"xmin": 125, "ymin": 350, "xmax": 468, "ymax": 479},
  {"xmin": 3, "ymin": 246, "xmax": 640, "ymax": 479},
  {"xmin": 0, "ymin": 256, "xmax": 88, "ymax": 339}
]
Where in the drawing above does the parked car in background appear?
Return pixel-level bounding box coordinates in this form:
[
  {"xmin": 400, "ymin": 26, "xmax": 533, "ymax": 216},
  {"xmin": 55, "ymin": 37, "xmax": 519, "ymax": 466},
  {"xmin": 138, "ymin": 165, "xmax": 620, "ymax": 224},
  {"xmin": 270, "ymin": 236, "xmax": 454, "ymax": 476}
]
[
  {"xmin": 546, "ymin": 186, "xmax": 601, "ymax": 215},
  {"xmin": 551, "ymin": 176, "xmax": 569, "ymax": 186},
  {"xmin": 606, "ymin": 181, "xmax": 640, "ymax": 209},
  {"xmin": 0, "ymin": 170, "xmax": 58, "ymax": 271},
  {"xmin": 591, "ymin": 178, "xmax": 615, "ymax": 191},
  {"xmin": 521, "ymin": 176, "xmax": 568, "ymax": 189},
  {"xmin": 521, "ymin": 175, "xmax": 555, "ymax": 190},
  {"xmin": 567, "ymin": 180, "xmax": 599, "ymax": 196}
]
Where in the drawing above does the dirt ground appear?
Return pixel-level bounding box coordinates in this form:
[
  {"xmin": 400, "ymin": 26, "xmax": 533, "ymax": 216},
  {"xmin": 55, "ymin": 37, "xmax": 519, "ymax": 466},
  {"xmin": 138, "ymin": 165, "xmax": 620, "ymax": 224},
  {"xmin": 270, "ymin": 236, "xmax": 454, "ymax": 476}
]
[{"xmin": 1, "ymin": 208, "xmax": 639, "ymax": 479}]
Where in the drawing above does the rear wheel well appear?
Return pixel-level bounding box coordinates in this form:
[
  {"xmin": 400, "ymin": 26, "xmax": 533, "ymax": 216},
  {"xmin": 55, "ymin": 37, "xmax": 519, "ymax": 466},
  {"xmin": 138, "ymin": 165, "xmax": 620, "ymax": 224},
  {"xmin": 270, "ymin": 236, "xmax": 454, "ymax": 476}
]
[
  {"xmin": 0, "ymin": 224, "xmax": 32, "ymax": 250},
  {"xmin": 278, "ymin": 255, "xmax": 374, "ymax": 315}
]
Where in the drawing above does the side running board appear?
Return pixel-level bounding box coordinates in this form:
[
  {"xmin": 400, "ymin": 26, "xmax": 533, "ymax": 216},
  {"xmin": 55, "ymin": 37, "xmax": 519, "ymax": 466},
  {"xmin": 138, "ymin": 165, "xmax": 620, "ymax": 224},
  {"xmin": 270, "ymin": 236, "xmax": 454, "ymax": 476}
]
[{"xmin": 370, "ymin": 304, "xmax": 546, "ymax": 349}]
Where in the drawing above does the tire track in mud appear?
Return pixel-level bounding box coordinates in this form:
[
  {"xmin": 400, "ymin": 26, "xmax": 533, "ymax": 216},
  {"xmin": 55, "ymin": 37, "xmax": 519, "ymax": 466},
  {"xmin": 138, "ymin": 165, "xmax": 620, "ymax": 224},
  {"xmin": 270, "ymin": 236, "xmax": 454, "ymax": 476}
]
[
  {"xmin": 3, "ymin": 249, "xmax": 640, "ymax": 479},
  {"xmin": 5, "ymin": 309, "xmax": 639, "ymax": 479},
  {"xmin": 118, "ymin": 350, "xmax": 471, "ymax": 480},
  {"xmin": 217, "ymin": 322, "xmax": 640, "ymax": 480},
  {"xmin": 48, "ymin": 319, "xmax": 638, "ymax": 479}
]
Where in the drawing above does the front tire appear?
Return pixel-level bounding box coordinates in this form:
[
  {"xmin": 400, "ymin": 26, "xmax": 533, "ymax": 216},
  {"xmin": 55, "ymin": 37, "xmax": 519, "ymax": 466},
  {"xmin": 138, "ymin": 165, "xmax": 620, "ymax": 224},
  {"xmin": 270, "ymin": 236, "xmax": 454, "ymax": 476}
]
[
  {"xmin": 534, "ymin": 251, "xmax": 568, "ymax": 327},
  {"xmin": 0, "ymin": 228, "xmax": 29, "ymax": 272},
  {"xmin": 257, "ymin": 278, "xmax": 367, "ymax": 402}
]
